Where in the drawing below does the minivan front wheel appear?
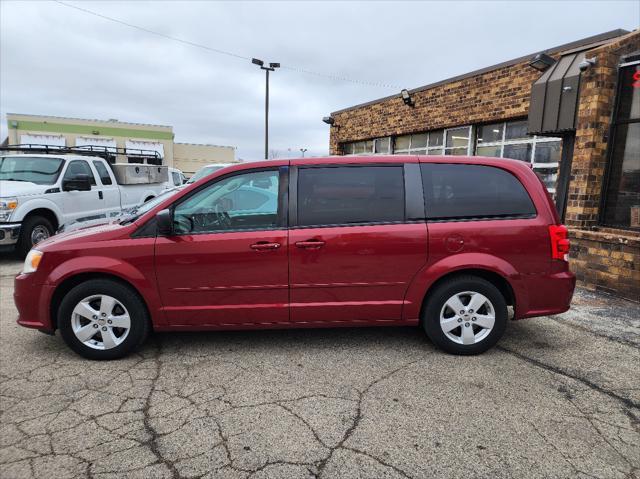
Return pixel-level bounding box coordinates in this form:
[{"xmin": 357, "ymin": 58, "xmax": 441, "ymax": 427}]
[
  {"xmin": 58, "ymin": 279, "xmax": 150, "ymax": 360},
  {"xmin": 422, "ymin": 276, "xmax": 507, "ymax": 355}
]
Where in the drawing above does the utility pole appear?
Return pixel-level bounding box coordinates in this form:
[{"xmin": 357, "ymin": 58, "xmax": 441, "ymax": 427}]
[
  {"xmin": 252, "ymin": 58, "xmax": 280, "ymax": 160},
  {"xmin": 300, "ymin": 148, "xmax": 307, "ymax": 158}
]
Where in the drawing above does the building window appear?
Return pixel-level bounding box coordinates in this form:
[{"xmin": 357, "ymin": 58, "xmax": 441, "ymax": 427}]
[
  {"xmin": 601, "ymin": 61, "xmax": 640, "ymax": 231},
  {"xmin": 394, "ymin": 128, "xmax": 464, "ymax": 156},
  {"xmin": 476, "ymin": 119, "xmax": 561, "ymax": 193},
  {"xmin": 342, "ymin": 138, "xmax": 390, "ymax": 155},
  {"xmin": 445, "ymin": 127, "xmax": 471, "ymax": 155},
  {"xmin": 374, "ymin": 137, "xmax": 391, "ymax": 154}
]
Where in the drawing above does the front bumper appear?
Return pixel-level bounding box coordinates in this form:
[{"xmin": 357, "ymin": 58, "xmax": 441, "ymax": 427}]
[
  {"xmin": 0, "ymin": 222, "xmax": 21, "ymax": 246},
  {"xmin": 14, "ymin": 273, "xmax": 55, "ymax": 333}
]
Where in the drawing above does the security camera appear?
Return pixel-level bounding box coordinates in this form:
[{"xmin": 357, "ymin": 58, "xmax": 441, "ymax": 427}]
[{"xmin": 578, "ymin": 57, "xmax": 596, "ymax": 72}]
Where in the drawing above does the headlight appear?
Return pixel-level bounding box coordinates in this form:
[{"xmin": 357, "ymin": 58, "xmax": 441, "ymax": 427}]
[
  {"xmin": 0, "ymin": 197, "xmax": 18, "ymax": 222},
  {"xmin": 22, "ymin": 250, "xmax": 43, "ymax": 274}
]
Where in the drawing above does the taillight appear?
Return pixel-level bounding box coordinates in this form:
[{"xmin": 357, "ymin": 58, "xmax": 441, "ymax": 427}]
[{"xmin": 549, "ymin": 225, "xmax": 570, "ymax": 261}]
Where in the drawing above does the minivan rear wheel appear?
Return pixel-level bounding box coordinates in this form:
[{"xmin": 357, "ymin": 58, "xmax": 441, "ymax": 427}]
[
  {"xmin": 422, "ymin": 276, "xmax": 507, "ymax": 355},
  {"xmin": 58, "ymin": 279, "xmax": 150, "ymax": 360}
]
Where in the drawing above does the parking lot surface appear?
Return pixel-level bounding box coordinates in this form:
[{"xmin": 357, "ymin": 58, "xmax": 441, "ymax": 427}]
[{"xmin": 1, "ymin": 256, "xmax": 638, "ymax": 479}]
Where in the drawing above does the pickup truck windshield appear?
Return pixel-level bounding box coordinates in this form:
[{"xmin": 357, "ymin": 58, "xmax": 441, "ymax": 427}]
[{"xmin": 0, "ymin": 156, "xmax": 64, "ymax": 185}]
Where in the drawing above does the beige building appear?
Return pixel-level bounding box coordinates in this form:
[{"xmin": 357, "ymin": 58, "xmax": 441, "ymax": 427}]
[
  {"xmin": 173, "ymin": 142, "xmax": 236, "ymax": 176},
  {"xmin": 4, "ymin": 113, "xmax": 236, "ymax": 175}
]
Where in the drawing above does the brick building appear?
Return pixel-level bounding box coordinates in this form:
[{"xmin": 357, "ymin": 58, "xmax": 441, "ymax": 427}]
[{"xmin": 327, "ymin": 29, "xmax": 639, "ymax": 301}]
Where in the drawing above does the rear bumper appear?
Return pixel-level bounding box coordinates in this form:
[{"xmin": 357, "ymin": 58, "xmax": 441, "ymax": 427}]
[
  {"xmin": 518, "ymin": 270, "xmax": 576, "ymax": 319},
  {"xmin": 0, "ymin": 222, "xmax": 21, "ymax": 246},
  {"xmin": 14, "ymin": 274, "xmax": 55, "ymax": 333}
]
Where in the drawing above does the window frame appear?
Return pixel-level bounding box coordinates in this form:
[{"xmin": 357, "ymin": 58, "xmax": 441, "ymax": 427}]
[
  {"xmin": 167, "ymin": 166, "xmax": 288, "ymax": 236},
  {"xmin": 475, "ymin": 119, "xmax": 562, "ymax": 193},
  {"xmin": 599, "ymin": 58, "xmax": 640, "ymax": 231},
  {"xmin": 342, "ymin": 137, "xmax": 391, "ymax": 156},
  {"xmin": 289, "ymin": 163, "xmax": 414, "ymax": 229}
]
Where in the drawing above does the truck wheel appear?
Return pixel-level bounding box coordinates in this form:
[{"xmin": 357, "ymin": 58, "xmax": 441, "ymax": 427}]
[
  {"xmin": 17, "ymin": 215, "xmax": 54, "ymax": 257},
  {"xmin": 58, "ymin": 279, "xmax": 150, "ymax": 360},
  {"xmin": 422, "ymin": 275, "xmax": 507, "ymax": 355}
]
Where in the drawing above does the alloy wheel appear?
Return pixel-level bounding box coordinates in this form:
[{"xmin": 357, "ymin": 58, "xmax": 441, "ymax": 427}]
[
  {"xmin": 71, "ymin": 295, "xmax": 131, "ymax": 350},
  {"xmin": 439, "ymin": 291, "xmax": 496, "ymax": 345}
]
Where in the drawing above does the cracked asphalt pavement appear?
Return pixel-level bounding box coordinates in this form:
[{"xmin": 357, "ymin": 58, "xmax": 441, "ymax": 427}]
[{"xmin": 1, "ymin": 257, "xmax": 639, "ymax": 479}]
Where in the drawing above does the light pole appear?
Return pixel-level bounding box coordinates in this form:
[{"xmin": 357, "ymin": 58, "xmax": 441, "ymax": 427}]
[
  {"xmin": 300, "ymin": 148, "xmax": 307, "ymax": 158},
  {"xmin": 252, "ymin": 58, "xmax": 280, "ymax": 159}
]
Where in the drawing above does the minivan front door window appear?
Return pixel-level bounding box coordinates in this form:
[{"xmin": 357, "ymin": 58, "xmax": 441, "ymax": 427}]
[{"xmin": 173, "ymin": 170, "xmax": 279, "ymax": 233}]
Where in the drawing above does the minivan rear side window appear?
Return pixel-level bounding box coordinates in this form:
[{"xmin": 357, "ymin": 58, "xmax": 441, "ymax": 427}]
[
  {"xmin": 297, "ymin": 166, "xmax": 405, "ymax": 226},
  {"xmin": 420, "ymin": 163, "xmax": 535, "ymax": 220}
]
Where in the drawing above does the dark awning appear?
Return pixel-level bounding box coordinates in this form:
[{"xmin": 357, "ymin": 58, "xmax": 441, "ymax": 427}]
[{"xmin": 528, "ymin": 50, "xmax": 587, "ymax": 136}]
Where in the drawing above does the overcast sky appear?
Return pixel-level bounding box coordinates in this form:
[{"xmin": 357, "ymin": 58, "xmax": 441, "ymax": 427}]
[{"xmin": 1, "ymin": 1, "xmax": 638, "ymax": 160}]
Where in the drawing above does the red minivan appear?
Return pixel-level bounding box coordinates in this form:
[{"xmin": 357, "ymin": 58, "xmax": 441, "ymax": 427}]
[{"xmin": 15, "ymin": 156, "xmax": 575, "ymax": 359}]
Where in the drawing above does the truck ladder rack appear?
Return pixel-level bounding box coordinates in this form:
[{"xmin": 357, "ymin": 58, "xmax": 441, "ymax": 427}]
[{"xmin": 0, "ymin": 144, "xmax": 162, "ymax": 165}]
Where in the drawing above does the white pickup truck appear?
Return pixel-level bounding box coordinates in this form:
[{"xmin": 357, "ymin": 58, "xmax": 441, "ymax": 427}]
[{"xmin": 0, "ymin": 152, "xmax": 170, "ymax": 256}]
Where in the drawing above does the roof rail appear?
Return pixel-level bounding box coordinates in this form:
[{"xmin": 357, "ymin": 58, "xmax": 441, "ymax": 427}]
[{"xmin": 0, "ymin": 144, "xmax": 162, "ymax": 164}]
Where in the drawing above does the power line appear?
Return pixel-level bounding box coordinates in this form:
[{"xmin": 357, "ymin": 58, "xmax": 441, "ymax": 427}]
[
  {"xmin": 55, "ymin": 1, "xmax": 250, "ymax": 61},
  {"xmin": 53, "ymin": 0, "xmax": 402, "ymax": 90}
]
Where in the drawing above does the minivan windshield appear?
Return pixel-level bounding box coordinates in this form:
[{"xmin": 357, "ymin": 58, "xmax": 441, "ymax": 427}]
[
  {"xmin": 186, "ymin": 165, "xmax": 225, "ymax": 184},
  {"xmin": 119, "ymin": 188, "xmax": 179, "ymax": 225},
  {"xmin": 0, "ymin": 156, "xmax": 64, "ymax": 185}
]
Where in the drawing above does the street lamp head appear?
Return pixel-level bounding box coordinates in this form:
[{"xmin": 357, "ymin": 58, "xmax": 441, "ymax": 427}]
[
  {"xmin": 269, "ymin": 62, "xmax": 280, "ymax": 69},
  {"xmin": 322, "ymin": 116, "xmax": 335, "ymax": 125},
  {"xmin": 252, "ymin": 58, "xmax": 264, "ymax": 66}
]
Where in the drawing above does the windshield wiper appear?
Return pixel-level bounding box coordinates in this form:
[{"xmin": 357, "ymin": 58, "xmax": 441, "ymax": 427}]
[
  {"xmin": 0, "ymin": 177, "xmax": 29, "ymax": 182},
  {"xmin": 118, "ymin": 211, "xmax": 139, "ymax": 225}
]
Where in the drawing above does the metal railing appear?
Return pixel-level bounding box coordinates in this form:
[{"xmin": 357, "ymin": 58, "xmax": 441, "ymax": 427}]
[{"xmin": 0, "ymin": 144, "xmax": 163, "ymax": 165}]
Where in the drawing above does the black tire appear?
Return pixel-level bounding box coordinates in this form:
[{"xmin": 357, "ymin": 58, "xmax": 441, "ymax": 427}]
[
  {"xmin": 58, "ymin": 279, "xmax": 150, "ymax": 360},
  {"xmin": 17, "ymin": 215, "xmax": 54, "ymax": 258},
  {"xmin": 422, "ymin": 275, "xmax": 507, "ymax": 355}
]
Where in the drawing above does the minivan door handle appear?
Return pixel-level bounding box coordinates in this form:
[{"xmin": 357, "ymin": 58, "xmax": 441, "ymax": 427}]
[
  {"xmin": 250, "ymin": 242, "xmax": 281, "ymax": 251},
  {"xmin": 295, "ymin": 239, "xmax": 325, "ymax": 249}
]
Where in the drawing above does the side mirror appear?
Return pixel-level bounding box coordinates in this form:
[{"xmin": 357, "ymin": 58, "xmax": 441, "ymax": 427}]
[
  {"xmin": 62, "ymin": 174, "xmax": 91, "ymax": 191},
  {"xmin": 156, "ymin": 209, "xmax": 173, "ymax": 236}
]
